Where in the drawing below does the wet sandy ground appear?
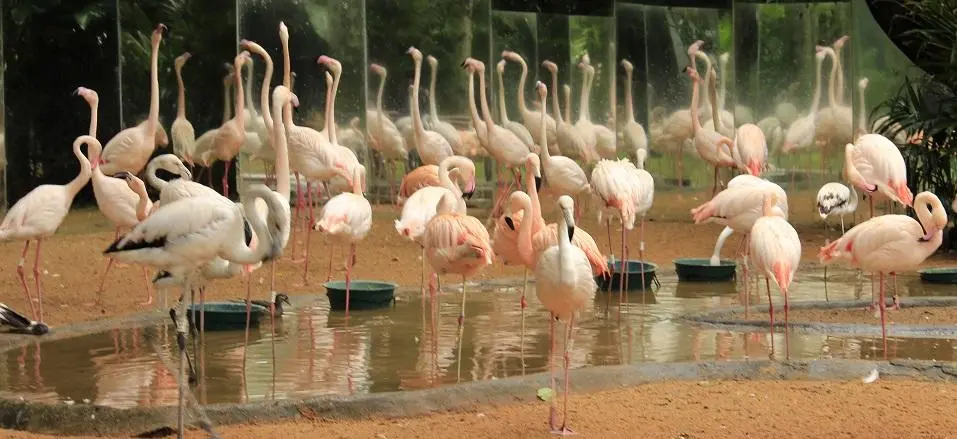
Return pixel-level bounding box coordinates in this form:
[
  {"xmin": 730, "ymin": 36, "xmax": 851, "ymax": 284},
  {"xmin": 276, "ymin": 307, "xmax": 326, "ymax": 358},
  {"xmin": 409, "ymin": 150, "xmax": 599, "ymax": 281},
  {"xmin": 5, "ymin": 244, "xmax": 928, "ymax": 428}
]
[
  {"xmin": 2, "ymin": 189, "xmax": 957, "ymax": 437},
  {"xmin": 7, "ymin": 379, "xmax": 957, "ymax": 438},
  {"xmin": 738, "ymin": 306, "xmax": 957, "ymax": 326}
]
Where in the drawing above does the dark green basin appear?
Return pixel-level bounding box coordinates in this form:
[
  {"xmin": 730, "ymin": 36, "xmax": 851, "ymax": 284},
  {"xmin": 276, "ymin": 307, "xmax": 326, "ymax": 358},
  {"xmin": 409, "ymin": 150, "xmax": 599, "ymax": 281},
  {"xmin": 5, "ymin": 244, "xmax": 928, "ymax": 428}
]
[
  {"xmin": 324, "ymin": 280, "xmax": 397, "ymax": 311},
  {"xmin": 187, "ymin": 302, "xmax": 267, "ymax": 331},
  {"xmin": 674, "ymin": 258, "xmax": 736, "ymax": 282},
  {"xmin": 596, "ymin": 260, "xmax": 659, "ymax": 291},
  {"xmin": 918, "ymin": 267, "xmax": 957, "ymax": 284}
]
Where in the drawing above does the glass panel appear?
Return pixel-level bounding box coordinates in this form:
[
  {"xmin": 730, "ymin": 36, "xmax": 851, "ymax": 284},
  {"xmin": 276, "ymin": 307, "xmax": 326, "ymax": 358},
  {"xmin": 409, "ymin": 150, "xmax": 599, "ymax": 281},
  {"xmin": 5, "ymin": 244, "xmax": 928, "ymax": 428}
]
[
  {"xmin": 734, "ymin": 0, "xmax": 853, "ymax": 194},
  {"xmin": 366, "ymin": 0, "xmax": 491, "ymax": 203},
  {"xmin": 616, "ymin": 3, "xmax": 649, "ymax": 165},
  {"xmin": 237, "ymin": 0, "xmax": 367, "ymax": 200},
  {"xmin": 117, "ymin": 0, "xmax": 238, "ymax": 194},
  {"xmin": 643, "ymin": 1, "xmax": 733, "ymax": 191},
  {"xmin": 4, "ymin": 0, "xmax": 119, "ymax": 209}
]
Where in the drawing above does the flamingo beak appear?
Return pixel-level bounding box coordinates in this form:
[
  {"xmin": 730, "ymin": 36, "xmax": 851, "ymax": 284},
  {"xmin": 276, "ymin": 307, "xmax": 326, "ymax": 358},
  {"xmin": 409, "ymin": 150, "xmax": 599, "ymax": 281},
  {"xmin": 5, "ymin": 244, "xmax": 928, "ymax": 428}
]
[
  {"xmin": 896, "ymin": 183, "xmax": 914, "ymax": 207},
  {"xmin": 535, "ymin": 176, "xmax": 543, "ymax": 191},
  {"xmin": 505, "ymin": 217, "xmax": 515, "ymax": 231}
]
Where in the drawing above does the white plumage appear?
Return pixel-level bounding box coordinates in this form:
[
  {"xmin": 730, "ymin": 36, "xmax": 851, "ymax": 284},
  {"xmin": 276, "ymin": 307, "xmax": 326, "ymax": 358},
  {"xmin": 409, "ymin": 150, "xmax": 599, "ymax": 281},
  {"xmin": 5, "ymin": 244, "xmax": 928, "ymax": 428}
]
[{"xmin": 817, "ymin": 182, "xmax": 858, "ymax": 232}]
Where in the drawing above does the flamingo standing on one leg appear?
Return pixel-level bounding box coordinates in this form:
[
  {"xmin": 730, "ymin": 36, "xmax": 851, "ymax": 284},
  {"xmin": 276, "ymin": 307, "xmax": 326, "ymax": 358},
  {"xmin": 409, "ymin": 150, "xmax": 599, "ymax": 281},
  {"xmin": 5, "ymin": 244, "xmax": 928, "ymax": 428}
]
[
  {"xmin": 749, "ymin": 192, "xmax": 801, "ymax": 359},
  {"xmin": 0, "ymin": 135, "xmax": 95, "ymax": 322},
  {"xmin": 421, "ymin": 191, "xmax": 493, "ymax": 382},
  {"xmin": 819, "ymin": 191, "xmax": 946, "ymax": 356},
  {"xmin": 314, "ymin": 165, "xmax": 372, "ymax": 318},
  {"xmin": 534, "ymin": 195, "xmax": 597, "ymax": 435},
  {"xmin": 732, "ymin": 124, "xmax": 768, "ymax": 176}
]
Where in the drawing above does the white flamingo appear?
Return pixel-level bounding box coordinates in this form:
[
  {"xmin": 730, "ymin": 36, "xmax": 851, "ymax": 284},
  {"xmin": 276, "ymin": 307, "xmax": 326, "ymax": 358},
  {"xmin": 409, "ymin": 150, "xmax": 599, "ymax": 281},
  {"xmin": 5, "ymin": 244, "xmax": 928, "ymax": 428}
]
[
  {"xmin": 533, "ymin": 81, "xmax": 590, "ymax": 216},
  {"xmin": 495, "ymin": 59, "xmax": 535, "ymax": 151},
  {"xmin": 501, "ymin": 51, "xmax": 557, "ymax": 148},
  {"xmin": 620, "ymin": 59, "xmax": 648, "ymax": 158},
  {"xmin": 0, "ymin": 135, "xmax": 96, "ymax": 322},
  {"xmin": 171, "ymin": 52, "xmax": 196, "ymax": 167},
  {"xmin": 408, "ymin": 47, "xmax": 453, "ymax": 166},
  {"xmin": 534, "ymin": 195, "xmax": 596, "ymax": 435},
  {"xmin": 426, "ymin": 55, "xmax": 464, "ymax": 154},
  {"xmin": 542, "ymin": 60, "xmax": 589, "ymax": 161},
  {"xmin": 204, "ymin": 51, "xmax": 252, "ymax": 197},
  {"xmin": 99, "ymin": 24, "xmax": 167, "ymax": 176},
  {"xmin": 367, "ymin": 63, "xmax": 408, "ymax": 200}
]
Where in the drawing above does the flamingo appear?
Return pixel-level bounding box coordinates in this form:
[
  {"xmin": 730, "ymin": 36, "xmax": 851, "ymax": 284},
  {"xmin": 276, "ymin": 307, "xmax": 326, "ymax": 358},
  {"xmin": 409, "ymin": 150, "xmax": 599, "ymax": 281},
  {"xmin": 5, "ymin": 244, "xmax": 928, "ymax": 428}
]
[
  {"xmin": 749, "ymin": 192, "xmax": 801, "ymax": 358},
  {"xmin": 367, "ymin": 63, "xmax": 408, "ymax": 201},
  {"xmin": 501, "ymin": 51, "xmax": 557, "ymax": 148},
  {"xmin": 0, "ymin": 303, "xmax": 49, "ymax": 335},
  {"xmin": 495, "ymin": 60, "xmax": 535, "ymax": 151},
  {"xmin": 684, "ymin": 66, "xmax": 734, "ymax": 196},
  {"xmin": 426, "ymin": 55, "xmax": 464, "ymax": 154},
  {"xmin": 242, "ymin": 39, "xmax": 279, "ymax": 184},
  {"xmin": 0, "ymin": 135, "xmax": 95, "ymax": 322},
  {"xmin": 421, "ymin": 190, "xmax": 493, "ymax": 381},
  {"xmin": 532, "ymin": 81, "xmax": 589, "ymax": 220},
  {"xmin": 192, "ymin": 72, "xmax": 234, "ymax": 182},
  {"xmin": 99, "ymin": 24, "xmax": 166, "ymax": 176},
  {"xmin": 732, "ymin": 124, "xmax": 768, "ymax": 176},
  {"xmin": 397, "ymin": 164, "xmax": 464, "ymax": 206},
  {"xmin": 708, "ymin": 174, "xmax": 789, "ymax": 266},
  {"xmin": 581, "ymin": 61, "xmax": 616, "ymax": 160},
  {"xmin": 819, "ymin": 191, "xmax": 946, "ymax": 355},
  {"xmin": 315, "ymin": 165, "xmax": 371, "ymax": 318},
  {"xmin": 815, "ymin": 40, "xmax": 854, "ymax": 165},
  {"xmin": 463, "ymin": 57, "xmax": 529, "ymax": 222},
  {"xmin": 844, "ymin": 134, "xmax": 914, "ymax": 216},
  {"xmin": 395, "ymin": 156, "xmax": 476, "ymax": 293},
  {"xmin": 408, "ymin": 47, "xmax": 453, "ymax": 166},
  {"xmin": 171, "ymin": 52, "xmax": 196, "ymax": 167},
  {"xmin": 782, "ymin": 47, "xmax": 827, "ymax": 153},
  {"xmin": 204, "ymin": 51, "xmax": 252, "ymax": 197},
  {"xmin": 620, "ymin": 59, "xmax": 648, "ymax": 158},
  {"xmin": 542, "ymin": 60, "xmax": 589, "ymax": 161},
  {"xmin": 103, "ymin": 183, "xmax": 289, "ymax": 439},
  {"xmin": 533, "ymin": 195, "xmax": 596, "ymax": 435},
  {"xmin": 817, "ymin": 182, "xmax": 859, "ymax": 234}
]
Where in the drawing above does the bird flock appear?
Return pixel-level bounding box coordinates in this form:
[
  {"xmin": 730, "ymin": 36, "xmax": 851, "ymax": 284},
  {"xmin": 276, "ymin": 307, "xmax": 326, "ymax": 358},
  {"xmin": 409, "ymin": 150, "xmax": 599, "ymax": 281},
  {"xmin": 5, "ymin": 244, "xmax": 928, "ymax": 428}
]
[{"xmin": 0, "ymin": 23, "xmax": 948, "ymax": 437}]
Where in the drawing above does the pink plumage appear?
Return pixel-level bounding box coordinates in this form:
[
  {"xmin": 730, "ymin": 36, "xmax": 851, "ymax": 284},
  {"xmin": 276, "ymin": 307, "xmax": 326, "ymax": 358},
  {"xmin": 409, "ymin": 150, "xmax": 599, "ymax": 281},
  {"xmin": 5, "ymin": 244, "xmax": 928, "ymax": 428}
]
[{"xmin": 844, "ymin": 134, "xmax": 913, "ymax": 207}]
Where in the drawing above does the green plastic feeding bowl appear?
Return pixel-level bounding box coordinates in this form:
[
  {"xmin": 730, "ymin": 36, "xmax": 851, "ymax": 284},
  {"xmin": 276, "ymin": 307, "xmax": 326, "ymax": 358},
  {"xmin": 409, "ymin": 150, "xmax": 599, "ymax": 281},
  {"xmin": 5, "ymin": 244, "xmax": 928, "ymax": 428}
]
[
  {"xmin": 674, "ymin": 258, "xmax": 736, "ymax": 282},
  {"xmin": 324, "ymin": 280, "xmax": 397, "ymax": 311},
  {"xmin": 186, "ymin": 302, "xmax": 267, "ymax": 331},
  {"xmin": 918, "ymin": 267, "xmax": 957, "ymax": 284},
  {"xmin": 596, "ymin": 260, "xmax": 659, "ymax": 291}
]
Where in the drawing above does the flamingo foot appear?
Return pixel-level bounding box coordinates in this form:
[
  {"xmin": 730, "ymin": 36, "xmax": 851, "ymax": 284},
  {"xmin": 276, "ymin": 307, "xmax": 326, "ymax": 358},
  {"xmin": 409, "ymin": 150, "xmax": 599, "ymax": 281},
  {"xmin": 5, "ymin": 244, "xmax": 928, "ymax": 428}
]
[
  {"xmin": 141, "ymin": 297, "xmax": 153, "ymax": 306},
  {"xmin": 550, "ymin": 426, "xmax": 576, "ymax": 436},
  {"xmin": 520, "ymin": 295, "xmax": 527, "ymax": 309}
]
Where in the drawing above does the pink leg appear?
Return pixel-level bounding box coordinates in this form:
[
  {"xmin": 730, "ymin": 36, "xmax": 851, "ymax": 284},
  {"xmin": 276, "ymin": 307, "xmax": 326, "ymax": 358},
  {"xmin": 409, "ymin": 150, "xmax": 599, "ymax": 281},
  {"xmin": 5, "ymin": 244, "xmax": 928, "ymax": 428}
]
[
  {"xmin": 878, "ymin": 272, "xmax": 888, "ymax": 358},
  {"xmin": 303, "ymin": 182, "xmax": 314, "ymax": 284},
  {"xmin": 98, "ymin": 228, "xmax": 121, "ymax": 295},
  {"xmin": 639, "ymin": 218, "xmax": 647, "ymax": 295},
  {"xmin": 242, "ymin": 272, "xmax": 253, "ymax": 367},
  {"xmin": 783, "ymin": 289, "xmax": 790, "ymax": 359},
  {"xmin": 222, "ymin": 160, "xmax": 231, "ymax": 197},
  {"xmin": 292, "ymin": 173, "xmax": 303, "ymax": 259},
  {"xmin": 345, "ymin": 244, "xmax": 355, "ymax": 318},
  {"xmin": 766, "ymin": 277, "xmax": 774, "ymax": 359},
  {"xmin": 619, "ymin": 225, "xmax": 626, "ymax": 307},
  {"xmin": 555, "ymin": 315, "xmax": 575, "ymax": 435},
  {"xmin": 326, "ymin": 245, "xmax": 336, "ymax": 282},
  {"xmin": 16, "ymin": 241, "xmax": 38, "ymax": 321},
  {"xmin": 547, "ymin": 314, "xmax": 558, "ymax": 431},
  {"xmin": 33, "ymin": 240, "xmax": 43, "ymax": 322},
  {"xmin": 141, "ymin": 267, "xmax": 153, "ymax": 305},
  {"xmin": 605, "ymin": 219, "xmax": 614, "ymax": 295},
  {"xmin": 199, "ymin": 286, "xmax": 206, "ymax": 342}
]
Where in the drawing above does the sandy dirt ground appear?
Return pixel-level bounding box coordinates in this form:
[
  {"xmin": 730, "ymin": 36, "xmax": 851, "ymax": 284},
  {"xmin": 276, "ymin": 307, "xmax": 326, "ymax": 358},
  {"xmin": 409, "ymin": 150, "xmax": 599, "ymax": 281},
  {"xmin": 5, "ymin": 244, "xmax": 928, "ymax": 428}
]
[
  {"xmin": 6, "ymin": 380, "xmax": 957, "ymax": 438},
  {"xmin": 739, "ymin": 305, "xmax": 957, "ymax": 325},
  {"xmin": 1, "ymin": 189, "xmax": 956, "ymax": 438}
]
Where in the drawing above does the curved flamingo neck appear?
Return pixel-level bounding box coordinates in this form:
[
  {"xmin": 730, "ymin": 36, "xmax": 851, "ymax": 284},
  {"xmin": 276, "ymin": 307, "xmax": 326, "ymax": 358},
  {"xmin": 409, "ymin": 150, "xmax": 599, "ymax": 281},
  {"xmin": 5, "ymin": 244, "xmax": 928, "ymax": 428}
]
[
  {"xmin": 133, "ymin": 184, "xmax": 151, "ymax": 221},
  {"xmin": 465, "ymin": 70, "xmax": 481, "ymax": 128},
  {"xmin": 496, "ymin": 68, "xmax": 510, "ymax": 123},
  {"xmin": 563, "ymin": 85, "xmax": 571, "ymax": 123},
  {"xmin": 524, "ymin": 162, "xmax": 545, "ymax": 231},
  {"xmin": 233, "ymin": 61, "xmax": 246, "ymax": 130},
  {"xmin": 438, "ymin": 159, "xmax": 463, "ymax": 197},
  {"xmin": 826, "ymin": 50, "xmax": 838, "ymax": 109},
  {"xmin": 476, "ymin": 67, "xmax": 495, "ymax": 128},
  {"xmin": 67, "ymin": 136, "xmax": 95, "ymax": 198},
  {"xmin": 515, "ymin": 193, "xmax": 536, "ymax": 267},
  {"xmin": 281, "ymin": 37, "xmax": 291, "ymax": 89},
  {"xmin": 857, "ymin": 81, "xmax": 867, "ymax": 132},
  {"xmin": 514, "ymin": 56, "xmax": 530, "ymax": 113},
  {"xmin": 540, "ymin": 93, "xmax": 552, "ymax": 162},
  {"xmin": 411, "ymin": 56, "xmax": 426, "ymax": 139},
  {"xmin": 87, "ymin": 99, "xmax": 99, "ymax": 139},
  {"xmin": 577, "ymin": 67, "xmax": 589, "ymax": 122},
  {"xmin": 689, "ymin": 76, "xmax": 702, "ymax": 136},
  {"xmin": 810, "ymin": 57, "xmax": 825, "ymax": 115},
  {"xmin": 253, "ymin": 45, "xmax": 274, "ymax": 138},
  {"xmin": 584, "ymin": 66, "xmax": 595, "ymax": 120},
  {"xmin": 271, "ymin": 91, "xmax": 291, "ymax": 200},
  {"xmin": 328, "ymin": 69, "xmax": 341, "ymax": 145},
  {"xmin": 548, "ymin": 69, "xmax": 564, "ymax": 124},
  {"xmin": 624, "ymin": 67, "xmax": 635, "ymax": 123},
  {"xmin": 222, "ymin": 77, "xmax": 232, "ymax": 124},
  {"xmin": 175, "ymin": 64, "xmax": 186, "ymax": 120},
  {"xmin": 375, "ymin": 70, "xmax": 387, "ymax": 126},
  {"xmin": 244, "ymin": 60, "xmax": 257, "ymax": 116},
  {"xmin": 146, "ymin": 160, "xmax": 168, "ymax": 193}
]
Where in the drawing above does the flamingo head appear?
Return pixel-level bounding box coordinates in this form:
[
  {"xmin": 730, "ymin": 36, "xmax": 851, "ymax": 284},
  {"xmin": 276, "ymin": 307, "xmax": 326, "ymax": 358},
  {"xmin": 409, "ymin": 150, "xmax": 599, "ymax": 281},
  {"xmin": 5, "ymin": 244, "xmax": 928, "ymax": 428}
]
[
  {"xmin": 501, "ymin": 50, "xmax": 520, "ymax": 63},
  {"xmin": 558, "ymin": 195, "xmax": 576, "ymax": 239},
  {"xmin": 687, "ymin": 40, "xmax": 704, "ymax": 58},
  {"xmin": 893, "ymin": 181, "xmax": 914, "ymax": 207},
  {"xmin": 318, "ymin": 55, "xmax": 342, "ymax": 75},
  {"xmin": 684, "ymin": 66, "xmax": 700, "ymax": 82},
  {"xmin": 858, "ymin": 78, "xmax": 869, "ymax": 91},
  {"xmin": 916, "ymin": 191, "xmax": 947, "ymax": 241},
  {"xmin": 174, "ymin": 52, "xmax": 191, "ymax": 69},
  {"xmin": 542, "ymin": 60, "xmax": 557, "ymax": 73},
  {"xmin": 496, "ymin": 59, "xmax": 506, "ymax": 74},
  {"xmin": 525, "ymin": 153, "xmax": 542, "ymax": 191},
  {"xmin": 427, "ymin": 55, "xmax": 438, "ymax": 68},
  {"xmin": 279, "ymin": 22, "xmax": 289, "ymax": 43},
  {"xmin": 620, "ymin": 59, "xmax": 633, "ymax": 72},
  {"xmin": 833, "ymin": 35, "xmax": 850, "ymax": 50},
  {"xmin": 406, "ymin": 46, "xmax": 422, "ymax": 61},
  {"xmin": 746, "ymin": 159, "xmax": 762, "ymax": 177},
  {"xmin": 535, "ymin": 81, "xmax": 547, "ymax": 100},
  {"xmin": 74, "ymin": 86, "xmax": 99, "ymax": 107},
  {"xmin": 151, "ymin": 23, "xmax": 167, "ymax": 44},
  {"xmin": 369, "ymin": 63, "xmax": 386, "ymax": 76}
]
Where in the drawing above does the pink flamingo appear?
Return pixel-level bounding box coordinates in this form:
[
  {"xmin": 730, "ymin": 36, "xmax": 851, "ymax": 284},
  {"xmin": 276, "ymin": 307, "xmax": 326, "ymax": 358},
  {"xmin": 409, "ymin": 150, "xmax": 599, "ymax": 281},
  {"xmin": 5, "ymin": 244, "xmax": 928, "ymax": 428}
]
[
  {"xmin": 205, "ymin": 51, "xmax": 252, "ymax": 197},
  {"xmin": 0, "ymin": 135, "xmax": 96, "ymax": 321},
  {"xmin": 844, "ymin": 134, "xmax": 914, "ymax": 217},
  {"xmin": 732, "ymin": 123, "xmax": 768, "ymax": 176},
  {"xmin": 533, "ymin": 195, "xmax": 596, "ymax": 435},
  {"xmin": 314, "ymin": 165, "xmax": 371, "ymax": 318},
  {"xmin": 819, "ymin": 191, "xmax": 946, "ymax": 355},
  {"xmin": 421, "ymin": 191, "xmax": 493, "ymax": 381},
  {"xmin": 684, "ymin": 66, "xmax": 734, "ymax": 196},
  {"xmin": 749, "ymin": 192, "xmax": 801, "ymax": 359}
]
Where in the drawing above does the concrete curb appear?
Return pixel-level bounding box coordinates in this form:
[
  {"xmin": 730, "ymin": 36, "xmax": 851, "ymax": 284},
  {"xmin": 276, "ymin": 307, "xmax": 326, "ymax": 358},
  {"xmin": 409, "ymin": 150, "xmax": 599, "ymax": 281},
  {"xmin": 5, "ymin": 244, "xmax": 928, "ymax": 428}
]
[{"xmin": 680, "ymin": 297, "xmax": 957, "ymax": 338}]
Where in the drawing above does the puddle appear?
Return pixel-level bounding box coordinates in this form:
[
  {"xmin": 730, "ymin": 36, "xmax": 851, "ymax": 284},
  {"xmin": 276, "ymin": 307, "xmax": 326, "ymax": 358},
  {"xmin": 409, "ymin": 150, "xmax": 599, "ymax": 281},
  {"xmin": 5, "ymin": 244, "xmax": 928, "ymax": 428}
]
[{"xmin": 2, "ymin": 267, "xmax": 956, "ymax": 408}]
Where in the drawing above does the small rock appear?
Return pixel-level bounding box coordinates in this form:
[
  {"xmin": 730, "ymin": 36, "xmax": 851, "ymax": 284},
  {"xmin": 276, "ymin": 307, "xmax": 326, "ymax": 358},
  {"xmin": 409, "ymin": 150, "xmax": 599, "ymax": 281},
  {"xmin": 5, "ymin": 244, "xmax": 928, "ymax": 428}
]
[{"xmin": 476, "ymin": 413, "xmax": 486, "ymax": 418}]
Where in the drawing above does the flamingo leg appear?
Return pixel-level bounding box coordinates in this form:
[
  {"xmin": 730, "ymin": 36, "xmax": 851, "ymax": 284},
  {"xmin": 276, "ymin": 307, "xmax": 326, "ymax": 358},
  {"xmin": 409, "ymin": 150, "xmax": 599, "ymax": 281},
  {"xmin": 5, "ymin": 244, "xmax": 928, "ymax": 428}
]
[
  {"xmin": 766, "ymin": 277, "xmax": 774, "ymax": 359},
  {"xmin": 639, "ymin": 218, "xmax": 647, "ymax": 296},
  {"xmin": 16, "ymin": 241, "xmax": 38, "ymax": 321},
  {"xmin": 555, "ymin": 315, "xmax": 575, "ymax": 436},
  {"xmin": 142, "ymin": 267, "xmax": 153, "ymax": 305},
  {"xmin": 303, "ymin": 182, "xmax": 314, "ymax": 284},
  {"xmin": 199, "ymin": 286, "xmax": 206, "ymax": 343},
  {"xmin": 891, "ymin": 273, "xmax": 901, "ymax": 310},
  {"xmin": 97, "ymin": 228, "xmax": 121, "ymax": 296},
  {"xmin": 326, "ymin": 245, "xmax": 336, "ymax": 282},
  {"xmin": 547, "ymin": 314, "xmax": 558, "ymax": 431},
  {"xmin": 879, "ymin": 271, "xmax": 888, "ymax": 357},
  {"xmin": 222, "ymin": 160, "xmax": 231, "ymax": 197},
  {"xmin": 619, "ymin": 224, "xmax": 626, "ymax": 307},
  {"xmin": 292, "ymin": 173, "xmax": 303, "ymax": 259},
  {"xmin": 605, "ymin": 219, "xmax": 614, "ymax": 295},
  {"xmin": 420, "ymin": 246, "xmax": 426, "ymax": 297},
  {"xmin": 33, "ymin": 239, "xmax": 43, "ymax": 322},
  {"xmin": 242, "ymin": 278, "xmax": 254, "ymax": 368},
  {"xmin": 456, "ymin": 274, "xmax": 468, "ymax": 383},
  {"xmin": 711, "ymin": 166, "xmax": 719, "ymax": 197},
  {"xmin": 174, "ymin": 280, "xmax": 191, "ymax": 439},
  {"xmin": 520, "ymin": 268, "xmax": 528, "ymax": 369}
]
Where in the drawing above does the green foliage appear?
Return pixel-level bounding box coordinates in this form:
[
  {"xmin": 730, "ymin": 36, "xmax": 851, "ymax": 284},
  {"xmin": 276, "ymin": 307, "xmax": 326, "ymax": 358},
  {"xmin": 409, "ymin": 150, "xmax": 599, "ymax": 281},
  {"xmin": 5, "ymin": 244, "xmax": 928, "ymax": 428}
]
[{"xmin": 874, "ymin": 0, "xmax": 957, "ymax": 208}]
